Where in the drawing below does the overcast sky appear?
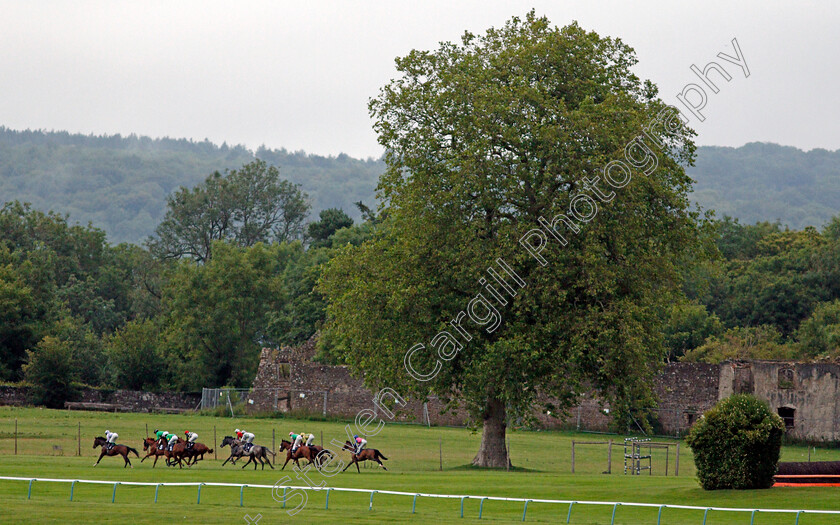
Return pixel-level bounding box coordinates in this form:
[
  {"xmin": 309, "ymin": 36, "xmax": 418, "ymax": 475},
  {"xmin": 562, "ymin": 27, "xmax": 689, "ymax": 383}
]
[{"xmin": 0, "ymin": 1, "xmax": 837, "ymax": 159}]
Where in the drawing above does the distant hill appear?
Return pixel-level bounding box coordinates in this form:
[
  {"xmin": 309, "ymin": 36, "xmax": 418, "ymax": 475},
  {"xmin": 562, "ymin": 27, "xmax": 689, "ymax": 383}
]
[
  {"xmin": 0, "ymin": 127, "xmax": 382, "ymax": 244},
  {"xmin": 690, "ymin": 142, "xmax": 840, "ymax": 229},
  {"xmin": 0, "ymin": 127, "xmax": 837, "ymax": 244}
]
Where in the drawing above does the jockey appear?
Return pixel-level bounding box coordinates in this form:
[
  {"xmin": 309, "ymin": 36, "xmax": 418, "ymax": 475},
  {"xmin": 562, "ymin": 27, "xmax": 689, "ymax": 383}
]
[
  {"xmin": 167, "ymin": 432, "xmax": 179, "ymax": 451},
  {"xmin": 104, "ymin": 429, "xmax": 118, "ymax": 449},
  {"xmin": 353, "ymin": 435, "xmax": 366, "ymax": 455},
  {"xmin": 184, "ymin": 430, "xmax": 198, "ymax": 449},
  {"xmin": 154, "ymin": 429, "xmax": 168, "ymax": 446},
  {"xmin": 237, "ymin": 429, "xmax": 255, "ymax": 451},
  {"xmin": 289, "ymin": 432, "xmax": 301, "ymax": 453}
]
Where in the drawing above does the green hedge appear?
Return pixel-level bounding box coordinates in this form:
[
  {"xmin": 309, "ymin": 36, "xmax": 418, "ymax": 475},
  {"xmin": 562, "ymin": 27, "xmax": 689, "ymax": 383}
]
[{"xmin": 686, "ymin": 394, "xmax": 785, "ymax": 489}]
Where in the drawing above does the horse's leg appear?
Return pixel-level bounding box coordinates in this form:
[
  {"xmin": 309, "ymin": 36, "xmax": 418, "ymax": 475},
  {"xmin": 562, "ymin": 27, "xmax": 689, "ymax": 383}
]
[
  {"xmin": 282, "ymin": 455, "xmax": 291, "ymax": 470},
  {"xmin": 375, "ymin": 458, "xmax": 387, "ymax": 470},
  {"xmin": 341, "ymin": 457, "xmax": 356, "ymax": 473},
  {"xmin": 93, "ymin": 450, "xmax": 105, "ymax": 467},
  {"xmin": 241, "ymin": 456, "xmax": 252, "ymax": 469}
]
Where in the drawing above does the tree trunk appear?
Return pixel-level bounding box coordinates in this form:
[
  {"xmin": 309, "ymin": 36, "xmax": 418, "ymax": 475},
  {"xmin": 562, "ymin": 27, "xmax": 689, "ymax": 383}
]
[{"xmin": 471, "ymin": 396, "xmax": 510, "ymax": 468}]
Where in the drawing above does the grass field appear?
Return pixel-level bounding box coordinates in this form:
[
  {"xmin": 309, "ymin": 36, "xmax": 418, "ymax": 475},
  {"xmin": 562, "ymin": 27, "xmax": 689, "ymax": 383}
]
[{"xmin": 1, "ymin": 406, "xmax": 839, "ymax": 524}]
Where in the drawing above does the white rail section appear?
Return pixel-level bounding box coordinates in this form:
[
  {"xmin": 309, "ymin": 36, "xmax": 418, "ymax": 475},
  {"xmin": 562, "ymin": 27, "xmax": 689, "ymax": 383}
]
[{"xmin": 3, "ymin": 475, "xmax": 839, "ymax": 523}]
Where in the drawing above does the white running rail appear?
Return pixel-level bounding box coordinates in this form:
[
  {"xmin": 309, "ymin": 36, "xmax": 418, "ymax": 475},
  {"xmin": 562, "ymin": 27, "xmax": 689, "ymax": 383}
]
[{"xmin": 2, "ymin": 476, "xmax": 839, "ymax": 523}]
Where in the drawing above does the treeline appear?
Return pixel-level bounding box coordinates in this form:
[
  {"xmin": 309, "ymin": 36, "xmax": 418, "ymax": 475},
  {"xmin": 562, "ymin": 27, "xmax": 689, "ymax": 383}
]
[
  {"xmin": 670, "ymin": 216, "xmax": 840, "ymax": 363},
  {"xmin": 0, "ymin": 160, "xmax": 379, "ymax": 407},
  {"xmin": 5, "ymin": 156, "xmax": 840, "ymax": 407},
  {"xmin": 0, "ymin": 127, "xmax": 383, "ymax": 244}
]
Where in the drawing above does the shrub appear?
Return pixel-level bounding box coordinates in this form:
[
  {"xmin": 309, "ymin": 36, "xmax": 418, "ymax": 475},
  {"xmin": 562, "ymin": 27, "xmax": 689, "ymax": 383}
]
[{"xmin": 686, "ymin": 394, "xmax": 785, "ymax": 489}]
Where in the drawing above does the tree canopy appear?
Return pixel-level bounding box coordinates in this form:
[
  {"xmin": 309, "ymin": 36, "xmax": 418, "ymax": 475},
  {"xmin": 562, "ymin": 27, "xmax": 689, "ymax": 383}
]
[{"xmin": 149, "ymin": 159, "xmax": 309, "ymax": 262}]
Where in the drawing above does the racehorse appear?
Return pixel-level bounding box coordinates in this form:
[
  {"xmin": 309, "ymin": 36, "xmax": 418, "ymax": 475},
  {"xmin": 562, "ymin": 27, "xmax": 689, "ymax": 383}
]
[
  {"xmin": 181, "ymin": 441, "xmax": 213, "ymax": 466},
  {"xmin": 154, "ymin": 436, "xmax": 188, "ymax": 468},
  {"xmin": 279, "ymin": 439, "xmax": 319, "ymax": 470},
  {"xmin": 93, "ymin": 436, "xmax": 139, "ymax": 468},
  {"xmin": 341, "ymin": 440, "xmax": 388, "ymax": 472},
  {"xmin": 141, "ymin": 437, "xmax": 167, "ymax": 467},
  {"xmin": 220, "ymin": 436, "xmax": 274, "ymax": 470}
]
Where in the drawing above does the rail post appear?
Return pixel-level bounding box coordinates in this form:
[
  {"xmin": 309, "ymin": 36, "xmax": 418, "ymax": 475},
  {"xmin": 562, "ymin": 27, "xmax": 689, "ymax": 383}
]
[
  {"xmin": 214, "ymin": 426, "xmax": 217, "ymax": 460},
  {"xmin": 675, "ymin": 443, "xmax": 679, "ymax": 476},
  {"xmin": 657, "ymin": 505, "xmax": 666, "ymax": 525},
  {"xmin": 369, "ymin": 490, "xmax": 377, "ymax": 511},
  {"xmin": 14, "ymin": 419, "xmax": 17, "ymax": 455},
  {"xmin": 112, "ymin": 482, "xmax": 118, "ymax": 503},
  {"xmin": 607, "ymin": 439, "xmax": 612, "ymax": 474},
  {"xmin": 77, "ymin": 422, "xmax": 81, "ymax": 456},
  {"xmin": 702, "ymin": 507, "xmax": 711, "ymax": 525},
  {"xmin": 750, "ymin": 510, "xmax": 758, "ymax": 525},
  {"xmin": 566, "ymin": 501, "xmax": 575, "ymax": 523},
  {"xmin": 412, "ymin": 493, "xmax": 419, "ymax": 514},
  {"xmin": 240, "ymin": 485, "xmax": 246, "ymax": 507},
  {"xmin": 154, "ymin": 483, "xmax": 161, "ymax": 503},
  {"xmin": 522, "ymin": 500, "xmax": 531, "ymax": 521},
  {"xmin": 197, "ymin": 483, "xmax": 203, "ymax": 504},
  {"xmin": 27, "ymin": 479, "xmax": 33, "ymax": 499},
  {"xmin": 325, "ymin": 488, "xmax": 331, "ymax": 509},
  {"xmin": 70, "ymin": 480, "xmax": 76, "ymax": 501},
  {"xmin": 571, "ymin": 441, "xmax": 575, "ymax": 473},
  {"xmin": 282, "ymin": 487, "xmax": 287, "ymax": 509},
  {"xmin": 272, "ymin": 429, "xmax": 275, "ymax": 453},
  {"xmin": 461, "ymin": 496, "xmax": 468, "ymax": 518},
  {"xmin": 610, "ymin": 502, "xmax": 620, "ymax": 525},
  {"xmin": 795, "ymin": 510, "xmax": 804, "ymax": 525}
]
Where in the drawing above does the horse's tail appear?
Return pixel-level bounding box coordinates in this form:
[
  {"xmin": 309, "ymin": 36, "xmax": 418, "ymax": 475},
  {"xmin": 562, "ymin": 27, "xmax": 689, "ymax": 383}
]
[
  {"xmin": 127, "ymin": 446, "xmax": 140, "ymax": 457},
  {"xmin": 264, "ymin": 448, "xmax": 275, "ymax": 457},
  {"xmin": 376, "ymin": 450, "xmax": 388, "ymax": 460}
]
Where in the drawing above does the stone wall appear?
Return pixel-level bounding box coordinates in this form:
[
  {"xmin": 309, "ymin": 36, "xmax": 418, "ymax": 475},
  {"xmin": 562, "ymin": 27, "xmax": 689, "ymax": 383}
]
[
  {"xmin": 248, "ymin": 337, "xmax": 726, "ymax": 433},
  {"xmin": 719, "ymin": 361, "xmax": 840, "ymax": 441},
  {"xmin": 0, "ymin": 385, "xmax": 201, "ymax": 412},
  {"xmin": 249, "ymin": 337, "xmax": 840, "ymax": 440}
]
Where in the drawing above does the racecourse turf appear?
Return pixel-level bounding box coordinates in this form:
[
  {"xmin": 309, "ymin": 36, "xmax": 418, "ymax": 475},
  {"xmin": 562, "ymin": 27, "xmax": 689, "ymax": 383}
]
[{"xmin": 0, "ymin": 406, "xmax": 839, "ymax": 524}]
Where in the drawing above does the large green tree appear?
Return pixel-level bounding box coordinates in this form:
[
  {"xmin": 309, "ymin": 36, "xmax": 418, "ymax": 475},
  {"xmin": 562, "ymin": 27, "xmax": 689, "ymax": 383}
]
[{"xmin": 320, "ymin": 13, "xmax": 704, "ymax": 467}]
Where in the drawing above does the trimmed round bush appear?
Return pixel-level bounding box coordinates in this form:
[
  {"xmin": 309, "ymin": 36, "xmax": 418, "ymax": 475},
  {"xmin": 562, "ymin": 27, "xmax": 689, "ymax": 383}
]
[{"xmin": 685, "ymin": 394, "xmax": 785, "ymax": 490}]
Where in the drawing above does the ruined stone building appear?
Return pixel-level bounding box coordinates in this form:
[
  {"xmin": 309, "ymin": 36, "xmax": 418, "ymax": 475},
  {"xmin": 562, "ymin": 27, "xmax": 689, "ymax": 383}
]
[{"xmin": 250, "ymin": 336, "xmax": 840, "ymax": 440}]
